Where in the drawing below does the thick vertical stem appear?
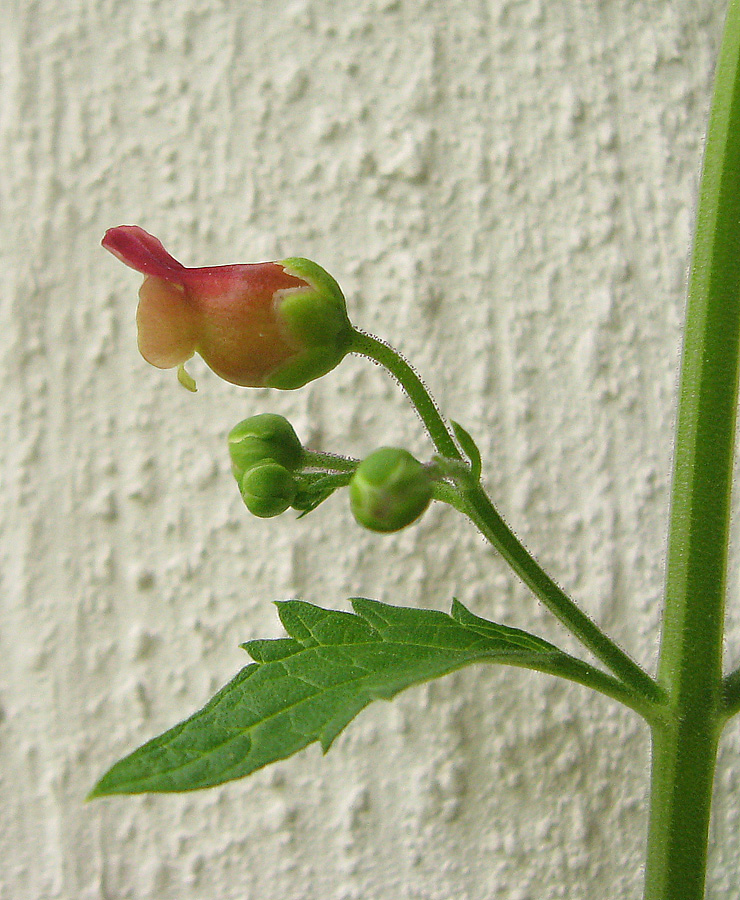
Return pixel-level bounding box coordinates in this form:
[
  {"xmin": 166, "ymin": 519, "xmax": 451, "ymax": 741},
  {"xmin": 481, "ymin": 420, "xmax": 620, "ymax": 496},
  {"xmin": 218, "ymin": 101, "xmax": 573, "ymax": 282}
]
[
  {"xmin": 644, "ymin": 719, "xmax": 720, "ymax": 899},
  {"xmin": 644, "ymin": 1, "xmax": 740, "ymax": 896}
]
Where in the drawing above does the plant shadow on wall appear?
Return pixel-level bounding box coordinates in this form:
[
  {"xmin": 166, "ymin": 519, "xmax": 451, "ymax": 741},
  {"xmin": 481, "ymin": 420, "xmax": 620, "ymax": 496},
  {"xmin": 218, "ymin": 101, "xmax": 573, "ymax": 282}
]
[{"xmin": 91, "ymin": 4, "xmax": 740, "ymax": 898}]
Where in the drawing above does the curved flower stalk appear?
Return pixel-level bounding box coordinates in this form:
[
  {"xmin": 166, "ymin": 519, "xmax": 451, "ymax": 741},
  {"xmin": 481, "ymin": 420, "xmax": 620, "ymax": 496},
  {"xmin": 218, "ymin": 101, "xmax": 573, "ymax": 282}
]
[{"xmin": 102, "ymin": 225, "xmax": 353, "ymax": 390}]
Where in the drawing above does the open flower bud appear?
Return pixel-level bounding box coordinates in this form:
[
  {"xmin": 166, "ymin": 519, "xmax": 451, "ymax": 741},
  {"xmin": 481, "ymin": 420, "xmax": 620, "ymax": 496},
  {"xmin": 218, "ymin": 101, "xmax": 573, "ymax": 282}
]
[
  {"xmin": 102, "ymin": 225, "xmax": 353, "ymax": 390},
  {"xmin": 349, "ymin": 447, "xmax": 433, "ymax": 533},
  {"xmin": 240, "ymin": 462, "xmax": 297, "ymax": 518},
  {"xmin": 228, "ymin": 414, "xmax": 304, "ymax": 482}
]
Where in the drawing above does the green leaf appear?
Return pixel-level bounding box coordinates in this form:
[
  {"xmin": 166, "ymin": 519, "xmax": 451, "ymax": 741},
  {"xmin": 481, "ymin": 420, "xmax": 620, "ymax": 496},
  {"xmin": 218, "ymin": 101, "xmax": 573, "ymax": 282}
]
[{"xmin": 89, "ymin": 599, "xmax": 634, "ymax": 796}]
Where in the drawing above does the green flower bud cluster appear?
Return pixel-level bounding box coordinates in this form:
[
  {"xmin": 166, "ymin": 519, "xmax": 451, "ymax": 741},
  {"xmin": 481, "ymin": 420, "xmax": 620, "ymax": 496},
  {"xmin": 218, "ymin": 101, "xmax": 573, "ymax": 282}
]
[
  {"xmin": 349, "ymin": 447, "xmax": 433, "ymax": 533},
  {"xmin": 228, "ymin": 414, "xmax": 304, "ymax": 518},
  {"xmin": 229, "ymin": 419, "xmax": 434, "ymax": 532}
]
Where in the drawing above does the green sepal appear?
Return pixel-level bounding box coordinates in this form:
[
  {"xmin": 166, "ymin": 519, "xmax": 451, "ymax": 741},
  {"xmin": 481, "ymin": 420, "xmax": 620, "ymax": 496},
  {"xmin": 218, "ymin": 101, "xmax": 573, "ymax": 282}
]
[
  {"xmin": 280, "ymin": 257, "xmax": 346, "ymax": 311},
  {"xmin": 266, "ymin": 258, "xmax": 354, "ymax": 390},
  {"xmin": 264, "ymin": 346, "xmax": 349, "ymax": 390}
]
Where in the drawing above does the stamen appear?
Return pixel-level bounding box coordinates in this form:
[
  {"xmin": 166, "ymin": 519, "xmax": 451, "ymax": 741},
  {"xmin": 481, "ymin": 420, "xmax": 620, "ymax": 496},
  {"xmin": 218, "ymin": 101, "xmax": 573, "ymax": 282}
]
[{"xmin": 177, "ymin": 363, "xmax": 197, "ymax": 392}]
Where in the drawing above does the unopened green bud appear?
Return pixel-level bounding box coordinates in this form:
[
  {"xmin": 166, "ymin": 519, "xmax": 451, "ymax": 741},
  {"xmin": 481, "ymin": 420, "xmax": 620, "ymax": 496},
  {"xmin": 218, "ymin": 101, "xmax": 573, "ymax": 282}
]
[
  {"xmin": 228, "ymin": 414, "xmax": 304, "ymax": 482},
  {"xmin": 240, "ymin": 462, "xmax": 297, "ymax": 518},
  {"xmin": 349, "ymin": 447, "xmax": 433, "ymax": 533}
]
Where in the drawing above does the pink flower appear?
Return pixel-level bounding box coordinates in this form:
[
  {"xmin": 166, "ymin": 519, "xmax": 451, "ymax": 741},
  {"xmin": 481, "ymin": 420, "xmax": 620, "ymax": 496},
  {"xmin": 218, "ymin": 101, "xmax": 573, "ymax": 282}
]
[{"xmin": 102, "ymin": 225, "xmax": 352, "ymax": 390}]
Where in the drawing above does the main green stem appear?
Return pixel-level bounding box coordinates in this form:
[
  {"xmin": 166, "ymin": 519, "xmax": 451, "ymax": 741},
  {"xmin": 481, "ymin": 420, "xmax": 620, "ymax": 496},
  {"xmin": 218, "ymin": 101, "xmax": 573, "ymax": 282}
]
[{"xmin": 644, "ymin": 2, "xmax": 740, "ymax": 896}]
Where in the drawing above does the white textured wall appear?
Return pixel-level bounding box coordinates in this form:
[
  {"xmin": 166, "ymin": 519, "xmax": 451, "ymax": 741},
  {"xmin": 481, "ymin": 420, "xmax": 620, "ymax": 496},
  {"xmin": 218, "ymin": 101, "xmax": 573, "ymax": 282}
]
[{"xmin": 2, "ymin": 0, "xmax": 738, "ymax": 897}]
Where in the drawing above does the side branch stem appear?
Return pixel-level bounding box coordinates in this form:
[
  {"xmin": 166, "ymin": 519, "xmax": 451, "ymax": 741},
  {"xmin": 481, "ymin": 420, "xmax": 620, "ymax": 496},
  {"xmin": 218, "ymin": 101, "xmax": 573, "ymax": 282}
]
[
  {"xmin": 461, "ymin": 484, "xmax": 664, "ymax": 706},
  {"xmin": 352, "ymin": 328, "xmax": 662, "ymax": 707}
]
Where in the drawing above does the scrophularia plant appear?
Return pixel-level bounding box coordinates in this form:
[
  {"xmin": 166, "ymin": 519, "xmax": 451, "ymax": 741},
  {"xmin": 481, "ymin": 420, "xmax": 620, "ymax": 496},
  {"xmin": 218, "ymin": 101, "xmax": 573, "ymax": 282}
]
[{"xmin": 91, "ymin": 4, "xmax": 740, "ymax": 896}]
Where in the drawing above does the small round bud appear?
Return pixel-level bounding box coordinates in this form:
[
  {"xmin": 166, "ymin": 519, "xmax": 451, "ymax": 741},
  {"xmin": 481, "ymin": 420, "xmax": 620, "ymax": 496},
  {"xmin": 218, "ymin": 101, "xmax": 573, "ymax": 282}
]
[
  {"xmin": 240, "ymin": 462, "xmax": 297, "ymax": 518},
  {"xmin": 349, "ymin": 447, "xmax": 433, "ymax": 533},
  {"xmin": 228, "ymin": 414, "xmax": 304, "ymax": 482}
]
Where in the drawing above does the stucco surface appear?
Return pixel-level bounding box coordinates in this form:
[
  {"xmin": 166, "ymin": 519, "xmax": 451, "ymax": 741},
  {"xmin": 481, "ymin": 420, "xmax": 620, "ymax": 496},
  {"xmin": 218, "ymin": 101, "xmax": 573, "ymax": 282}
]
[{"xmin": 2, "ymin": 0, "xmax": 739, "ymax": 897}]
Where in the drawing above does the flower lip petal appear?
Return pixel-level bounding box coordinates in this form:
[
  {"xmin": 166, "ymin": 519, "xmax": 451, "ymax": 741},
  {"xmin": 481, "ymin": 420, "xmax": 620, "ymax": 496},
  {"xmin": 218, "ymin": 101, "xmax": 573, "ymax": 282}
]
[
  {"xmin": 102, "ymin": 226, "xmax": 309, "ymax": 298},
  {"xmin": 102, "ymin": 225, "xmax": 187, "ymax": 281}
]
